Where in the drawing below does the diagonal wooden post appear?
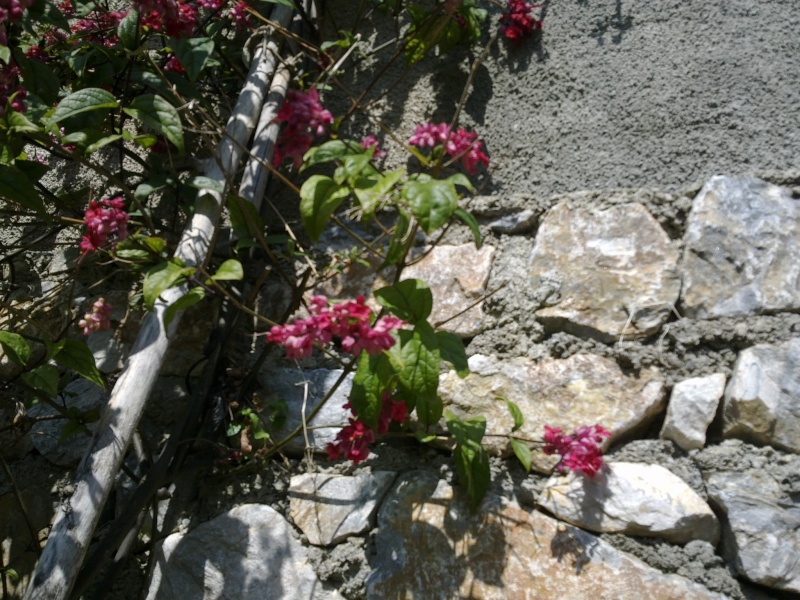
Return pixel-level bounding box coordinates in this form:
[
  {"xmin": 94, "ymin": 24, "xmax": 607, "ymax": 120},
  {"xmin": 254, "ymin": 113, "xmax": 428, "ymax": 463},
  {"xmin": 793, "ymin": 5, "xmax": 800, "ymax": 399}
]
[{"xmin": 23, "ymin": 7, "xmax": 293, "ymax": 599}]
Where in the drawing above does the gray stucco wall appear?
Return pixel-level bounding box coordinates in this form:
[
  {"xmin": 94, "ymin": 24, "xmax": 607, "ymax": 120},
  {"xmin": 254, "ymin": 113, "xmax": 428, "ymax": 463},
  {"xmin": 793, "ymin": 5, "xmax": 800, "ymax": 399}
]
[{"xmin": 327, "ymin": 0, "xmax": 800, "ymax": 195}]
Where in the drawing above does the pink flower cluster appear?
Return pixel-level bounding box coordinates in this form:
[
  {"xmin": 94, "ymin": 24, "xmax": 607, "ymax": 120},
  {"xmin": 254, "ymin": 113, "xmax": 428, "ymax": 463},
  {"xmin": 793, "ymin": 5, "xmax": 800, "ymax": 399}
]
[
  {"xmin": 327, "ymin": 395, "xmax": 410, "ymax": 463},
  {"xmin": 267, "ymin": 296, "xmax": 404, "ymax": 360},
  {"xmin": 543, "ymin": 424, "xmax": 611, "ymax": 477},
  {"xmin": 79, "ymin": 196, "xmax": 130, "ymax": 254},
  {"xmin": 499, "ymin": 0, "xmax": 542, "ymax": 45},
  {"xmin": 72, "ymin": 8, "xmax": 127, "ymax": 46},
  {"xmin": 78, "ymin": 298, "xmax": 113, "ymax": 335},
  {"xmin": 272, "ymin": 88, "xmax": 333, "ymax": 169},
  {"xmin": 408, "ymin": 122, "xmax": 489, "ymax": 174},
  {"xmin": 137, "ymin": 0, "xmax": 197, "ymax": 38},
  {"xmin": 228, "ymin": 1, "xmax": 251, "ymax": 29},
  {"xmin": 0, "ymin": 0, "xmax": 35, "ymax": 26},
  {"xmin": 0, "ymin": 63, "xmax": 26, "ymax": 116},
  {"xmin": 360, "ymin": 134, "xmax": 387, "ymax": 160}
]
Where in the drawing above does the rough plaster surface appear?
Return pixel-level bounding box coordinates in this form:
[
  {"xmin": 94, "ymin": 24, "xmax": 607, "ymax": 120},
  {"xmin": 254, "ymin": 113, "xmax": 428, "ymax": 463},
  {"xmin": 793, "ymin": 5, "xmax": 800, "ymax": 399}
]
[{"xmin": 327, "ymin": 0, "xmax": 800, "ymax": 197}]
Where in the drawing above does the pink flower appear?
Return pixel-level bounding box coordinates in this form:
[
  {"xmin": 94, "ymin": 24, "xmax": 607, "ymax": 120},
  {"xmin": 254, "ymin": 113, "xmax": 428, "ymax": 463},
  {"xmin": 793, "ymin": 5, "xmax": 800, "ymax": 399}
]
[
  {"xmin": 164, "ymin": 54, "xmax": 185, "ymax": 74},
  {"xmin": 543, "ymin": 424, "xmax": 611, "ymax": 477},
  {"xmin": 408, "ymin": 122, "xmax": 489, "ymax": 174},
  {"xmin": 137, "ymin": 0, "xmax": 197, "ymax": 38},
  {"xmin": 326, "ymin": 418, "xmax": 375, "ymax": 463},
  {"xmin": 198, "ymin": 0, "xmax": 223, "ymax": 10},
  {"xmin": 0, "ymin": 62, "xmax": 27, "ymax": 116},
  {"xmin": 78, "ymin": 298, "xmax": 113, "ymax": 335},
  {"xmin": 327, "ymin": 394, "xmax": 410, "ymax": 462},
  {"xmin": 228, "ymin": 1, "xmax": 251, "ymax": 29},
  {"xmin": 71, "ymin": 9, "xmax": 127, "ymax": 46},
  {"xmin": 267, "ymin": 295, "xmax": 404, "ymax": 360},
  {"xmin": 499, "ymin": 0, "xmax": 542, "ymax": 45},
  {"xmin": 0, "ymin": 0, "xmax": 35, "ymax": 26},
  {"xmin": 273, "ymin": 88, "xmax": 333, "ymax": 169},
  {"xmin": 360, "ymin": 134, "xmax": 387, "ymax": 160},
  {"xmin": 79, "ymin": 196, "xmax": 129, "ymax": 254}
]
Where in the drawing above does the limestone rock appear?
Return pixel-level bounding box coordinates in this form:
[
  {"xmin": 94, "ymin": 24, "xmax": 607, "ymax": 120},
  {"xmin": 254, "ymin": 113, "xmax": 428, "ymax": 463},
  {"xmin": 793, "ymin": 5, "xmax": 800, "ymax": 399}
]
[
  {"xmin": 367, "ymin": 471, "xmax": 726, "ymax": 600},
  {"xmin": 706, "ymin": 470, "xmax": 800, "ymax": 593},
  {"xmin": 537, "ymin": 462, "xmax": 720, "ymax": 544},
  {"xmin": 146, "ymin": 504, "xmax": 343, "ymax": 600},
  {"xmin": 439, "ymin": 354, "xmax": 666, "ymax": 471},
  {"xmin": 393, "ymin": 243, "xmax": 495, "ymax": 338},
  {"xmin": 660, "ymin": 373, "xmax": 726, "ymax": 451},
  {"xmin": 289, "ymin": 472, "xmax": 396, "ymax": 546},
  {"xmin": 681, "ymin": 176, "xmax": 800, "ymax": 318},
  {"xmin": 257, "ymin": 369, "xmax": 353, "ymax": 455},
  {"xmin": 722, "ymin": 338, "xmax": 800, "ymax": 453},
  {"xmin": 529, "ymin": 202, "xmax": 680, "ymax": 341}
]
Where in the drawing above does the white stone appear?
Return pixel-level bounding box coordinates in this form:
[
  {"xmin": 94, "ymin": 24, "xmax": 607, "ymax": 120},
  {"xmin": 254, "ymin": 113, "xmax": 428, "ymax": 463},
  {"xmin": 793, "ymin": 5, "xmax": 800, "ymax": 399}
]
[
  {"xmin": 537, "ymin": 462, "xmax": 720, "ymax": 544},
  {"xmin": 529, "ymin": 202, "xmax": 681, "ymax": 341},
  {"xmin": 289, "ymin": 472, "xmax": 396, "ymax": 546},
  {"xmin": 146, "ymin": 504, "xmax": 343, "ymax": 600},
  {"xmin": 660, "ymin": 373, "xmax": 726, "ymax": 450},
  {"xmin": 722, "ymin": 338, "xmax": 800, "ymax": 453}
]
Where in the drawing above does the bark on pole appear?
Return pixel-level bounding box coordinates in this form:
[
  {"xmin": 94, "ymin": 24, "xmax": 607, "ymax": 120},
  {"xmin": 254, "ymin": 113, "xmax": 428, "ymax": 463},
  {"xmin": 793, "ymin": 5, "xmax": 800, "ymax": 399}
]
[{"xmin": 23, "ymin": 8, "xmax": 292, "ymax": 599}]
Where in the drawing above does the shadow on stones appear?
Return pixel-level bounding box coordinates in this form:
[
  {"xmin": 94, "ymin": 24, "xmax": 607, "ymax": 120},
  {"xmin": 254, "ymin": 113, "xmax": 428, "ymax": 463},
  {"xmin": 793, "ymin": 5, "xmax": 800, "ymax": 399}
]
[
  {"xmin": 549, "ymin": 523, "xmax": 601, "ymax": 575},
  {"xmin": 589, "ymin": 0, "xmax": 634, "ymax": 46}
]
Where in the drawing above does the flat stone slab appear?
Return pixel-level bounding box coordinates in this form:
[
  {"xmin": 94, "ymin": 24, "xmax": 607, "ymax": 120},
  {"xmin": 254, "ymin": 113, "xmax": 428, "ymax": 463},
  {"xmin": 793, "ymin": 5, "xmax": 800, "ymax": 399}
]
[
  {"xmin": 537, "ymin": 462, "xmax": 720, "ymax": 544},
  {"xmin": 367, "ymin": 471, "xmax": 726, "ymax": 600},
  {"xmin": 660, "ymin": 373, "xmax": 726, "ymax": 451},
  {"xmin": 289, "ymin": 472, "xmax": 396, "ymax": 546},
  {"xmin": 439, "ymin": 354, "xmax": 665, "ymax": 471},
  {"xmin": 707, "ymin": 470, "xmax": 800, "ymax": 593},
  {"xmin": 529, "ymin": 201, "xmax": 680, "ymax": 341},
  {"xmin": 146, "ymin": 504, "xmax": 343, "ymax": 600},
  {"xmin": 722, "ymin": 338, "xmax": 800, "ymax": 453},
  {"xmin": 681, "ymin": 176, "xmax": 800, "ymax": 318},
  {"xmin": 390, "ymin": 243, "xmax": 495, "ymax": 338},
  {"xmin": 257, "ymin": 369, "xmax": 353, "ymax": 455}
]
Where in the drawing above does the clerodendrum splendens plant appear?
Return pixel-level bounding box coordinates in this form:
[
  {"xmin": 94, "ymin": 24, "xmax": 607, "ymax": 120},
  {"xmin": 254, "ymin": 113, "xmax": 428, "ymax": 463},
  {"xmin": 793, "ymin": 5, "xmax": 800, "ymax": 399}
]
[{"xmin": 0, "ymin": 0, "xmax": 608, "ymax": 518}]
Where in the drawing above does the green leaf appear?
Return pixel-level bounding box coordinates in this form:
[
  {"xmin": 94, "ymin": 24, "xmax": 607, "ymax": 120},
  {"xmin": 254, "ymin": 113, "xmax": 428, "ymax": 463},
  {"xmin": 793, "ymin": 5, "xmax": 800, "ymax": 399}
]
[
  {"xmin": 374, "ymin": 279, "xmax": 433, "ymax": 324},
  {"xmin": 454, "ymin": 208, "xmax": 482, "ymax": 249},
  {"xmin": 0, "ymin": 164, "xmax": 46, "ymax": 215},
  {"xmin": 143, "ymin": 260, "xmax": 196, "ymax": 310},
  {"xmin": 454, "ymin": 439, "xmax": 491, "ymax": 508},
  {"xmin": 353, "ymin": 168, "xmax": 404, "ymax": 221},
  {"xmin": 387, "ymin": 322, "xmax": 440, "ymax": 425},
  {"xmin": 228, "ymin": 194, "xmax": 266, "ymax": 251},
  {"xmin": 26, "ymin": 0, "xmax": 71, "ymax": 29},
  {"xmin": 414, "ymin": 430, "xmax": 438, "ymax": 444},
  {"xmin": 334, "ymin": 151, "xmax": 374, "ymax": 185},
  {"xmin": 135, "ymin": 174, "xmax": 175, "ymax": 201},
  {"xmin": 49, "ymin": 88, "xmax": 118, "ymax": 123},
  {"xmin": 163, "ymin": 286, "xmax": 205, "ymax": 328},
  {"xmin": 505, "ymin": 398, "xmax": 524, "ymax": 432},
  {"xmin": 445, "ymin": 410, "xmax": 490, "ymax": 507},
  {"xmin": 22, "ymin": 364, "xmax": 60, "ymax": 397},
  {"xmin": 445, "ymin": 410, "xmax": 487, "ymax": 446},
  {"xmin": 4, "ymin": 567, "xmax": 19, "ymax": 583},
  {"xmin": 446, "ymin": 172, "xmax": 474, "ymax": 191},
  {"xmin": 0, "ymin": 331, "xmax": 30, "ymax": 365},
  {"xmin": 59, "ymin": 418, "xmax": 85, "ymax": 442},
  {"xmin": 301, "ymin": 140, "xmax": 351, "ymax": 170},
  {"xmin": 85, "ymin": 133, "xmax": 124, "ymax": 154},
  {"xmin": 117, "ymin": 8, "xmax": 139, "ymax": 50},
  {"xmin": 299, "ymin": 175, "xmax": 350, "ymax": 241},
  {"xmin": 381, "ymin": 209, "xmax": 411, "ymax": 269},
  {"xmin": 436, "ymin": 331, "xmax": 468, "ymax": 377},
  {"xmin": 185, "ymin": 175, "xmax": 225, "ymax": 193},
  {"xmin": 414, "ymin": 394, "xmax": 443, "ymax": 428},
  {"xmin": 0, "ymin": 45, "xmax": 9, "ymax": 65},
  {"xmin": 172, "ymin": 37, "xmax": 215, "ymax": 82},
  {"xmin": 52, "ymin": 339, "xmax": 104, "ymax": 389},
  {"xmin": 210, "ymin": 259, "xmax": 243, "ymax": 281},
  {"xmin": 350, "ymin": 352, "xmax": 393, "ymax": 430},
  {"xmin": 510, "ymin": 438, "xmax": 532, "ymax": 473},
  {"xmin": 123, "ymin": 94, "xmax": 184, "ymax": 154},
  {"xmin": 114, "ymin": 236, "xmax": 167, "ymax": 261},
  {"xmin": 6, "ymin": 109, "xmax": 41, "ymax": 134},
  {"xmin": 402, "ymin": 176, "xmax": 459, "ymax": 234}
]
